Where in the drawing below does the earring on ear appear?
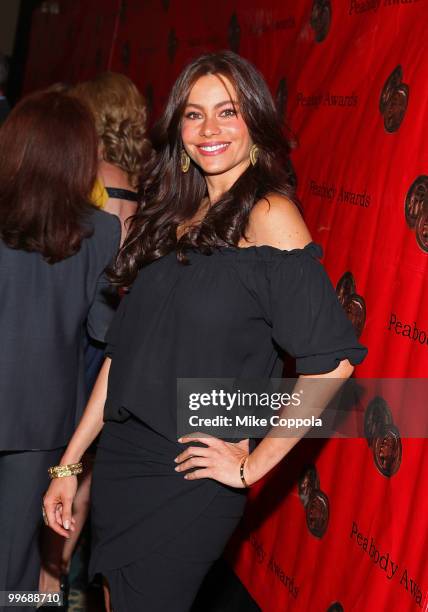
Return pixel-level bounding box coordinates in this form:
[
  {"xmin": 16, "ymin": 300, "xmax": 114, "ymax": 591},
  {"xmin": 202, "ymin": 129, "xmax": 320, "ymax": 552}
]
[
  {"xmin": 181, "ymin": 150, "xmax": 190, "ymax": 173},
  {"xmin": 249, "ymin": 144, "xmax": 259, "ymax": 166}
]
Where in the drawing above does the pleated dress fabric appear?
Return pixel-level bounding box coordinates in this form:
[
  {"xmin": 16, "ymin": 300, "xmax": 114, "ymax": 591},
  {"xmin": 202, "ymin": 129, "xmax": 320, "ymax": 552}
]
[{"xmin": 89, "ymin": 242, "xmax": 368, "ymax": 611}]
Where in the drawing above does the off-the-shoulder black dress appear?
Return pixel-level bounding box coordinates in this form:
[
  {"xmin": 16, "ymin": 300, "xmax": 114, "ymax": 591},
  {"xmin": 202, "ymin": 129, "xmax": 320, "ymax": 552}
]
[{"xmin": 89, "ymin": 242, "xmax": 367, "ymax": 611}]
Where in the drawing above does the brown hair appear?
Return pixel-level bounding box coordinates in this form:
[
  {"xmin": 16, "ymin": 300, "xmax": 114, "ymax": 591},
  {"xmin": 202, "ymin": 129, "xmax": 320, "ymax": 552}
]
[
  {"xmin": 0, "ymin": 90, "xmax": 98, "ymax": 263},
  {"xmin": 72, "ymin": 72, "xmax": 151, "ymax": 188},
  {"xmin": 111, "ymin": 51, "xmax": 296, "ymax": 287}
]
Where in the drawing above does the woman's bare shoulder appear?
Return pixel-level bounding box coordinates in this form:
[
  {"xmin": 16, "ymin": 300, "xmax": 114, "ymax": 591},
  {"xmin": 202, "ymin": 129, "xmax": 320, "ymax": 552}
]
[{"xmin": 240, "ymin": 193, "xmax": 312, "ymax": 250}]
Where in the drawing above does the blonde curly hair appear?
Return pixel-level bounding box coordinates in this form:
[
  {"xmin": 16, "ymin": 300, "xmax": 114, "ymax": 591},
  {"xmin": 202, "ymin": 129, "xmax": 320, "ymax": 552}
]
[{"xmin": 72, "ymin": 72, "xmax": 151, "ymax": 188}]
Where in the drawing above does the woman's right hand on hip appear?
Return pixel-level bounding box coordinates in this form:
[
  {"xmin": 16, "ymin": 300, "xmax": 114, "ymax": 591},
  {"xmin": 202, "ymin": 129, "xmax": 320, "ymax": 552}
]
[{"xmin": 42, "ymin": 476, "xmax": 78, "ymax": 538}]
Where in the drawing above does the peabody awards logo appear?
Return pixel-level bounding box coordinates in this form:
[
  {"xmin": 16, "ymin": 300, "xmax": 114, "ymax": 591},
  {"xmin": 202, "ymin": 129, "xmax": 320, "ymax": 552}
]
[
  {"xmin": 351, "ymin": 520, "xmax": 426, "ymax": 607},
  {"xmin": 298, "ymin": 464, "xmax": 329, "ymax": 538},
  {"xmin": 379, "ymin": 65, "xmax": 409, "ymax": 133},
  {"xmin": 336, "ymin": 272, "xmax": 366, "ymax": 338},
  {"xmin": 404, "ymin": 175, "xmax": 428, "ymax": 253},
  {"xmin": 228, "ymin": 13, "xmax": 241, "ymax": 53},
  {"xmin": 364, "ymin": 396, "xmax": 402, "ymax": 477},
  {"xmin": 310, "ymin": 0, "xmax": 332, "ymax": 43}
]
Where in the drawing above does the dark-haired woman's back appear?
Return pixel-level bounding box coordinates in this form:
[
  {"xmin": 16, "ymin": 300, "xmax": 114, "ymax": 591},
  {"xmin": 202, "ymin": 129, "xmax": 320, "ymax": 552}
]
[{"xmin": 0, "ymin": 209, "xmax": 120, "ymax": 451}]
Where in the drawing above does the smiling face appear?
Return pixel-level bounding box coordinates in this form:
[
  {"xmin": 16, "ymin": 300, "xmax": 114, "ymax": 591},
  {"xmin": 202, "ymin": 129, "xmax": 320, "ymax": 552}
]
[{"xmin": 181, "ymin": 73, "xmax": 253, "ymax": 182}]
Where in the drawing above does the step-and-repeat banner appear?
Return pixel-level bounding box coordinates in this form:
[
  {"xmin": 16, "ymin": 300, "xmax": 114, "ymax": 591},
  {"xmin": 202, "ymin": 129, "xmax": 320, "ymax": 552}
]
[{"xmin": 23, "ymin": 1, "xmax": 428, "ymax": 610}]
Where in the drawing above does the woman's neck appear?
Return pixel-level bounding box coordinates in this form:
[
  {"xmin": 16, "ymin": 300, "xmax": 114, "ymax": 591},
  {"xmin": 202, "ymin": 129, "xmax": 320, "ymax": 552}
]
[{"xmin": 204, "ymin": 158, "xmax": 251, "ymax": 204}]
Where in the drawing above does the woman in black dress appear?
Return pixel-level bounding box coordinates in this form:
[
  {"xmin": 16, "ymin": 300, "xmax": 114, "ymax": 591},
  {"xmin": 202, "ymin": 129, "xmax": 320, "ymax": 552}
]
[{"xmin": 43, "ymin": 51, "xmax": 367, "ymax": 611}]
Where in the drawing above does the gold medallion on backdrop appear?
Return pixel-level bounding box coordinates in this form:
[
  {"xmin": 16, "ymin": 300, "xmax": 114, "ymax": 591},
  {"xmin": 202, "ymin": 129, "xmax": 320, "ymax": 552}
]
[
  {"xmin": 405, "ymin": 175, "xmax": 428, "ymax": 229},
  {"xmin": 364, "ymin": 397, "xmax": 402, "ymax": 477},
  {"xmin": 404, "ymin": 175, "xmax": 428, "ymax": 253},
  {"xmin": 335, "ymin": 272, "xmax": 366, "ymax": 338},
  {"xmin": 415, "ymin": 209, "xmax": 428, "ymax": 253},
  {"xmin": 364, "ymin": 396, "xmax": 393, "ymax": 448},
  {"xmin": 373, "ymin": 425, "xmax": 402, "ymax": 478},
  {"xmin": 384, "ymin": 84, "xmax": 409, "ymax": 133},
  {"xmin": 379, "ymin": 65, "xmax": 409, "ymax": 133},
  {"xmin": 344, "ymin": 294, "xmax": 366, "ymax": 339},
  {"xmin": 298, "ymin": 465, "xmax": 329, "ymax": 538},
  {"xmin": 310, "ymin": 0, "xmax": 332, "ymax": 43},
  {"xmin": 379, "ymin": 65, "xmax": 403, "ymax": 114},
  {"xmin": 298, "ymin": 464, "xmax": 320, "ymax": 508},
  {"xmin": 306, "ymin": 490, "xmax": 329, "ymax": 538},
  {"xmin": 336, "ymin": 271, "xmax": 356, "ymax": 307}
]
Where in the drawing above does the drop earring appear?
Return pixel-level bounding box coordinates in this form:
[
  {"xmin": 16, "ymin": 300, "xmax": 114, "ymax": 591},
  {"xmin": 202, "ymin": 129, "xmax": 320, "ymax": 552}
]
[
  {"xmin": 181, "ymin": 150, "xmax": 190, "ymax": 173},
  {"xmin": 249, "ymin": 144, "xmax": 259, "ymax": 166}
]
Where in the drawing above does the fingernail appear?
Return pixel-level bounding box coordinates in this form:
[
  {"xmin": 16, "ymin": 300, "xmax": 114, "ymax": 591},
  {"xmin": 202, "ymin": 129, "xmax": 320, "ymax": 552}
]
[
  {"xmin": 63, "ymin": 520, "xmax": 70, "ymax": 530},
  {"xmin": 173, "ymin": 457, "xmax": 178, "ymax": 462},
  {"xmin": 174, "ymin": 466, "xmax": 179, "ymax": 471},
  {"xmin": 177, "ymin": 438, "xmax": 183, "ymax": 443},
  {"xmin": 184, "ymin": 475, "xmax": 188, "ymax": 479}
]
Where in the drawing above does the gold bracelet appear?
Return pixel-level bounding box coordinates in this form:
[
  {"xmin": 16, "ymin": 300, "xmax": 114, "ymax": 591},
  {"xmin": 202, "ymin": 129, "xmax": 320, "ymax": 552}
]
[
  {"xmin": 239, "ymin": 455, "xmax": 250, "ymax": 488},
  {"xmin": 48, "ymin": 462, "xmax": 83, "ymax": 479}
]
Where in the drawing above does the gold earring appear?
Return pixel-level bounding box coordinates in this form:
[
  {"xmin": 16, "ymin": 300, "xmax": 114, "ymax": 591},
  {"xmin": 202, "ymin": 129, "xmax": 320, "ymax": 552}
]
[
  {"xmin": 181, "ymin": 150, "xmax": 190, "ymax": 173},
  {"xmin": 249, "ymin": 144, "xmax": 259, "ymax": 166}
]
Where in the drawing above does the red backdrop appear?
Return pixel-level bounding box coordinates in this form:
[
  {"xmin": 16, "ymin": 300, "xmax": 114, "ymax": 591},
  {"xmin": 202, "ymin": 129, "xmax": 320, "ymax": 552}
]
[{"xmin": 23, "ymin": 1, "xmax": 428, "ymax": 610}]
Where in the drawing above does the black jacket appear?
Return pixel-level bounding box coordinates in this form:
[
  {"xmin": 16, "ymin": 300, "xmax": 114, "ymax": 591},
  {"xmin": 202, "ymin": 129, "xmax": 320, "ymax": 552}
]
[{"xmin": 0, "ymin": 209, "xmax": 120, "ymax": 450}]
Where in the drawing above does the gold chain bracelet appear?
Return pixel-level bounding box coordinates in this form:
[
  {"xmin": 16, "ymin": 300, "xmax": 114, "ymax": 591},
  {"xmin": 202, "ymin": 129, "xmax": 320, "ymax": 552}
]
[{"xmin": 48, "ymin": 462, "xmax": 83, "ymax": 479}]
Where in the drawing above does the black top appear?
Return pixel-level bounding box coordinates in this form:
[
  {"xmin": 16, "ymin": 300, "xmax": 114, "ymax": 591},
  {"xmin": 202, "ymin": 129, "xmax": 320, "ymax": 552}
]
[
  {"xmin": 0, "ymin": 210, "xmax": 120, "ymax": 451},
  {"xmin": 104, "ymin": 242, "xmax": 367, "ymax": 440}
]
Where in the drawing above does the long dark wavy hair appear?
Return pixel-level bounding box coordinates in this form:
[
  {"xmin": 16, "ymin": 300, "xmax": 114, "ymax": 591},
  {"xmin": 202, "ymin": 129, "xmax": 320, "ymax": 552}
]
[
  {"xmin": 112, "ymin": 50, "xmax": 297, "ymax": 286},
  {"xmin": 0, "ymin": 90, "xmax": 98, "ymax": 263}
]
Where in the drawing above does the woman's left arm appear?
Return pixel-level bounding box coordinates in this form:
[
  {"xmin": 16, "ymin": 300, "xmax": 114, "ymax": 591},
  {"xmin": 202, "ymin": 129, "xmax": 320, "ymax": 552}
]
[{"xmin": 240, "ymin": 359, "xmax": 354, "ymax": 486}]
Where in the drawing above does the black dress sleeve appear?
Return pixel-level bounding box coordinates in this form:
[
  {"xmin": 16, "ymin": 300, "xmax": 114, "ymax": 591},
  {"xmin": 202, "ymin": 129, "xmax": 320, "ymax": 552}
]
[
  {"xmin": 104, "ymin": 290, "xmax": 129, "ymax": 358},
  {"xmin": 268, "ymin": 243, "xmax": 368, "ymax": 374}
]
